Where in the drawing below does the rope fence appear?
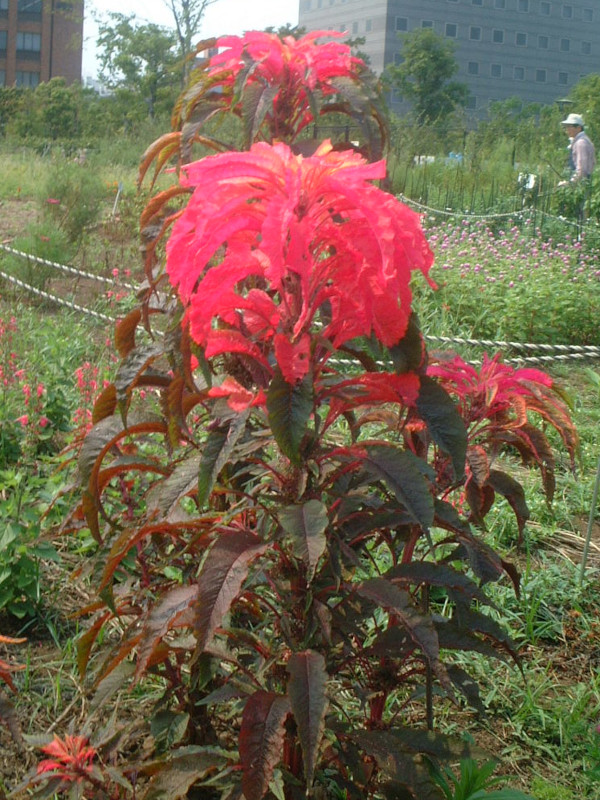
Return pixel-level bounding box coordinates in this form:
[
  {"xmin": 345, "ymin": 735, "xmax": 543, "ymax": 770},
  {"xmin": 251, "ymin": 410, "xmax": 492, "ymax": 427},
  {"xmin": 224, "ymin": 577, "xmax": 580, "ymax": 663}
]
[
  {"xmin": 1, "ymin": 241, "xmax": 599, "ymax": 368},
  {"xmin": 0, "ymin": 243, "xmax": 137, "ymax": 292},
  {"xmin": 397, "ymin": 193, "xmax": 584, "ymax": 230},
  {"xmin": 0, "ymin": 267, "xmax": 116, "ymax": 324}
]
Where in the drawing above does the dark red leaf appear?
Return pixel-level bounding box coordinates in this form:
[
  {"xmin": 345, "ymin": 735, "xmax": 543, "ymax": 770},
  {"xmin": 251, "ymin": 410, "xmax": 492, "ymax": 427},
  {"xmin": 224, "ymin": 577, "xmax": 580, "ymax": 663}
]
[
  {"xmin": 194, "ymin": 531, "xmax": 267, "ymax": 651},
  {"xmin": 287, "ymin": 650, "xmax": 329, "ymax": 789},
  {"xmin": 240, "ymin": 691, "xmax": 290, "ymax": 800}
]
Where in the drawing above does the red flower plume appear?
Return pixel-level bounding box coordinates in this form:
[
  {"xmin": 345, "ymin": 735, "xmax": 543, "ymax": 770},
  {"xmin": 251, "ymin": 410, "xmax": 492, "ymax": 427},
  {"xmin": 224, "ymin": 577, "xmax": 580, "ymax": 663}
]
[{"xmin": 167, "ymin": 141, "xmax": 434, "ymax": 384}]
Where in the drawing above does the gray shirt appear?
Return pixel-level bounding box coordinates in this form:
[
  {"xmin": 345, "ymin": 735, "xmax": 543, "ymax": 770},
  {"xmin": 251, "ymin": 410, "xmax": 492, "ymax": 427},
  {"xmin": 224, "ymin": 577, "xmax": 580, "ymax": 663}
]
[{"xmin": 571, "ymin": 131, "xmax": 596, "ymax": 180}]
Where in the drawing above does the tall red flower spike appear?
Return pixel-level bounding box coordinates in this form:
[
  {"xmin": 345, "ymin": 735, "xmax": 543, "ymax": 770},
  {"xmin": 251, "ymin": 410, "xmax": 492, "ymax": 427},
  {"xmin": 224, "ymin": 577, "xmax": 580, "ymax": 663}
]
[
  {"xmin": 200, "ymin": 30, "xmax": 365, "ymax": 140},
  {"xmin": 167, "ymin": 141, "xmax": 434, "ymax": 385}
]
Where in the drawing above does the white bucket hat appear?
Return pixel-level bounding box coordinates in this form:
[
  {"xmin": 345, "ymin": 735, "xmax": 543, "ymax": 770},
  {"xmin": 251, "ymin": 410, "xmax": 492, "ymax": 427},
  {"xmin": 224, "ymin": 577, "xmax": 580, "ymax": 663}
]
[{"xmin": 561, "ymin": 113, "xmax": 584, "ymax": 126}]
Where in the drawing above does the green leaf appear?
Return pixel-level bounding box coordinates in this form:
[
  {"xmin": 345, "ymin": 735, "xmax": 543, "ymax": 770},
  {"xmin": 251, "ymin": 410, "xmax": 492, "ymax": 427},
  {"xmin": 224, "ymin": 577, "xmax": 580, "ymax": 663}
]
[
  {"xmin": 198, "ymin": 411, "xmax": 249, "ymax": 507},
  {"xmin": 362, "ymin": 444, "xmax": 434, "ymax": 529},
  {"xmin": 417, "ymin": 375, "xmax": 467, "ymax": 481},
  {"xmin": 279, "ymin": 500, "xmax": 328, "ymax": 581},
  {"xmin": 239, "ymin": 691, "xmax": 290, "ymax": 800},
  {"xmin": 195, "ymin": 531, "xmax": 267, "ymax": 651},
  {"xmin": 151, "ymin": 710, "xmax": 190, "ymax": 751},
  {"xmin": 287, "ymin": 650, "xmax": 329, "ymax": 789},
  {"xmin": 267, "ymin": 370, "xmax": 313, "ymax": 465}
]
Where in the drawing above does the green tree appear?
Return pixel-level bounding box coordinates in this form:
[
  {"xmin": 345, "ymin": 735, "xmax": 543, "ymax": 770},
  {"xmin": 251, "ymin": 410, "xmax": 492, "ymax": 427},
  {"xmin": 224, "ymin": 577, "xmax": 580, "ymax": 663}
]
[
  {"xmin": 386, "ymin": 28, "xmax": 469, "ymax": 125},
  {"xmin": 567, "ymin": 73, "xmax": 600, "ymax": 144},
  {"xmin": 97, "ymin": 13, "xmax": 179, "ymax": 118},
  {"xmin": 163, "ymin": 0, "xmax": 219, "ymax": 77}
]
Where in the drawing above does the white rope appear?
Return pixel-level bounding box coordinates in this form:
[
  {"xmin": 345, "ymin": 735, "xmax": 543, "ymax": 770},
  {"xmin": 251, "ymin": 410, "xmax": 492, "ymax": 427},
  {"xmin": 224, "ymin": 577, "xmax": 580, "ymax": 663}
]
[
  {"xmin": 0, "ymin": 268, "xmax": 116, "ymax": 324},
  {"xmin": 0, "ymin": 243, "xmax": 137, "ymax": 291},
  {"xmin": 425, "ymin": 334, "xmax": 600, "ymax": 356},
  {"xmin": 398, "ymin": 194, "xmax": 583, "ymax": 229}
]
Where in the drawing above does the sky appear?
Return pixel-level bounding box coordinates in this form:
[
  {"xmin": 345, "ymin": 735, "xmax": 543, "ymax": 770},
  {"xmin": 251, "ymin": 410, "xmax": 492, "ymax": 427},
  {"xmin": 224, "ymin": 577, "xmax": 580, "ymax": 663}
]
[{"xmin": 83, "ymin": 0, "xmax": 299, "ymax": 77}]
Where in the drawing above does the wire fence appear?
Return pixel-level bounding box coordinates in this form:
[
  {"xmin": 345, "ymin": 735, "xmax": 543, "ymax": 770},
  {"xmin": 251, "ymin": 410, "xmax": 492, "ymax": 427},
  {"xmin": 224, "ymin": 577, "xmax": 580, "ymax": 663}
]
[{"xmin": 1, "ymin": 228, "xmax": 599, "ymax": 368}]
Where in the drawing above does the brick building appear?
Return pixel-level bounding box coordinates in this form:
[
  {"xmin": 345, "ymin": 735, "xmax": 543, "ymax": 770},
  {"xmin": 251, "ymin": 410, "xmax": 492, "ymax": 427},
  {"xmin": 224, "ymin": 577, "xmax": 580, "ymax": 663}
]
[
  {"xmin": 298, "ymin": 0, "xmax": 599, "ymax": 116},
  {"xmin": 0, "ymin": 0, "xmax": 84, "ymax": 88}
]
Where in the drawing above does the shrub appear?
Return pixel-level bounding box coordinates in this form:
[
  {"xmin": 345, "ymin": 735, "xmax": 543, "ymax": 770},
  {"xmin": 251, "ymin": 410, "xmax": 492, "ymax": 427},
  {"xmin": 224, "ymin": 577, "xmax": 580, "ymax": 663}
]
[
  {"xmin": 42, "ymin": 162, "xmax": 106, "ymax": 243},
  {"xmin": 44, "ymin": 30, "xmax": 578, "ymax": 800}
]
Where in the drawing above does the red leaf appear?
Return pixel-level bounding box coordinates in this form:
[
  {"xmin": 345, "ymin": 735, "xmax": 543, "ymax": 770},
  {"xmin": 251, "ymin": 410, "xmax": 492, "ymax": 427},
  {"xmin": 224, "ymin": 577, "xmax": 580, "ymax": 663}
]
[
  {"xmin": 240, "ymin": 691, "xmax": 290, "ymax": 800},
  {"xmin": 194, "ymin": 531, "xmax": 267, "ymax": 651},
  {"xmin": 136, "ymin": 585, "xmax": 198, "ymax": 679},
  {"xmin": 287, "ymin": 650, "xmax": 329, "ymax": 789}
]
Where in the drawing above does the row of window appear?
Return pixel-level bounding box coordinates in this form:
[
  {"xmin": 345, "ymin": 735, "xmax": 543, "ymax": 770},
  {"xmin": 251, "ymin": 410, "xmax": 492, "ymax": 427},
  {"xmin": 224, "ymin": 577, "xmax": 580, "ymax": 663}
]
[
  {"xmin": 303, "ymin": 0, "xmax": 593, "ymax": 18},
  {"xmin": 0, "ymin": 30, "xmax": 41, "ymax": 52},
  {"xmin": 466, "ymin": 62, "xmax": 570, "ymax": 83},
  {"xmin": 448, "ymin": 0, "xmax": 592, "ymax": 17},
  {"xmin": 0, "ymin": 0, "xmax": 43, "ymax": 12},
  {"xmin": 0, "ymin": 69, "xmax": 39, "ymax": 87},
  {"xmin": 445, "ymin": 23, "xmax": 591, "ymax": 53}
]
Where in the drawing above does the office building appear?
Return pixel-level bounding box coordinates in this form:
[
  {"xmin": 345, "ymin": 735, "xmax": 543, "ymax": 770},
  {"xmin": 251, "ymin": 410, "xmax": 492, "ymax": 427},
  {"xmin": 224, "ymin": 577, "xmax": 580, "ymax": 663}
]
[
  {"xmin": 0, "ymin": 0, "xmax": 84, "ymax": 88},
  {"xmin": 298, "ymin": 0, "xmax": 599, "ymax": 115}
]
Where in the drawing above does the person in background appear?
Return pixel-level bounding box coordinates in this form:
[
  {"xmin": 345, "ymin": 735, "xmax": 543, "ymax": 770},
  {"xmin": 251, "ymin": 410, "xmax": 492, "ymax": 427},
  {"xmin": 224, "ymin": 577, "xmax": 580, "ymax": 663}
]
[{"xmin": 558, "ymin": 113, "xmax": 595, "ymax": 186}]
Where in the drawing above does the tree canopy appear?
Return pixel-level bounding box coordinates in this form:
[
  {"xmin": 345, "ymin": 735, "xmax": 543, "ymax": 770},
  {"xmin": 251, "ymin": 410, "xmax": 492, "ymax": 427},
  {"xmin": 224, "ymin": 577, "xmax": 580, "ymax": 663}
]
[
  {"xmin": 386, "ymin": 28, "xmax": 469, "ymax": 125},
  {"xmin": 97, "ymin": 13, "xmax": 179, "ymax": 118}
]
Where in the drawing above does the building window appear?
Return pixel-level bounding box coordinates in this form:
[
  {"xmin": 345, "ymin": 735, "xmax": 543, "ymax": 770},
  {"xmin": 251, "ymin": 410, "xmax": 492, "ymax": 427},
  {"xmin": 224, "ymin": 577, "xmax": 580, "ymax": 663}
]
[
  {"xmin": 583, "ymin": 8, "xmax": 593, "ymax": 22},
  {"xmin": 494, "ymin": 0, "xmax": 506, "ymax": 8},
  {"xmin": 562, "ymin": 4, "xmax": 572, "ymax": 17},
  {"xmin": 582, "ymin": 41, "xmax": 591, "ymax": 55},
  {"xmin": 396, "ymin": 17, "xmax": 408, "ymax": 31},
  {"xmin": 538, "ymin": 35, "xmax": 548, "ymax": 48},
  {"xmin": 0, "ymin": 30, "xmax": 6, "ymax": 51},
  {"xmin": 516, "ymin": 32, "xmax": 527, "ymax": 46},
  {"xmin": 560, "ymin": 38, "xmax": 570, "ymax": 52},
  {"xmin": 16, "ymin": 70, "xmax": 40, "ymax": 87},
  {"xmin": 540, "ymin": 1, "xmax": 551, "ymax": 13},
  {"xmin": 492, "ymin": 29, "xmax": 504, "ymax": 43},
  {"xmin": 514, "ymin": 66, "xmax": 525, "ymax": 80},
  {"xmin": 394, "ymin": 52, "xmax": 402, "ymax": 65},
  {"xmin": 365, "ymin": 18, "xmax": 372, "ymax": 32},
  {"xmin": 470, "ymin": 26, "xmax": 481, "ymax": 40},
  {"xmin": 468, "ymin": 61, "xmax": 479, "ymax": 75},
  {"xmin": 352, "ymin": 21, "xmax": 358, "ymax": 34},
  {"xmin": 301, "ymin": 0, "xmax": 311, "ymax": 10},
  {"xmin": 491, "ymin": 63, "xmax": 502, "ymax": 77},
  {"xmin": 466, "ymin": 96, "xmax": 477, "ymax": 110},
  {"xmin": 0, "ymin": 70, "xmax": 4, "ymax": 86},
  {"xmin": 518, "ymin": 0, "xmax": 529, "ymax": 10},
  {"xmin": 18, "ymin": 0, "xmax": 42, "ymax": 11},
  {"xmin": 472, "ymin": 0, "xmax": 483, "ymax": 5},
  {"xmin": 445, "ymin": 23, "xmax": 457, "ymax": 37},
  {"xmin": 16, "ymin": 31, "xmax": 41, "ymax": 53},
  {"xmin": 558, "ymin": 71, "xmax": 568, "ymax": 84},
  {"xmin": 536, "ymin": 69, "xmax": 546, "ymax": 82},
  {"xmin": 422, "ymin": 20, "xmax": 433, "ymax": 28},
  {"xmin": 0, "ymin": 0, "xmax": 7, "ymax": 13}
]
